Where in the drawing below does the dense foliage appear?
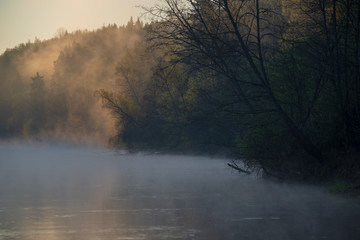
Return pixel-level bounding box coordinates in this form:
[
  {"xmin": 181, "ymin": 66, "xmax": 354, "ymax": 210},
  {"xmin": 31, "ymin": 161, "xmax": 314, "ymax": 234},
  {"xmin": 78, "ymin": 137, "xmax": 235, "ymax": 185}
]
[
  {"xmin": 0, "ymin": 0, "xmax": 359, "ymax": 180},
  {"xmin": 138, "ymin": 0, "xmax": 360, "ymax": 180}
]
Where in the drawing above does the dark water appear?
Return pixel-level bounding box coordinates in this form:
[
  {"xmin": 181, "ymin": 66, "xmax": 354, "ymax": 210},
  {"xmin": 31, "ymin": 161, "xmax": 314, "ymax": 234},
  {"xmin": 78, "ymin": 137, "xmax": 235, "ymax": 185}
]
[{"xmin": 0, "ymin": 144, "xmax": 359, "ymax": 240}]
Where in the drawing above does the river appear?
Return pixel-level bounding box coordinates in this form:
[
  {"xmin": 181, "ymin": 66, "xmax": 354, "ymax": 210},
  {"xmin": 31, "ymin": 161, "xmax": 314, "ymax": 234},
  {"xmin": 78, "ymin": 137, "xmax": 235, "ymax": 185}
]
[{"xmin": 0, "ymin": 143, "xmax": 359, "ymax": 240}]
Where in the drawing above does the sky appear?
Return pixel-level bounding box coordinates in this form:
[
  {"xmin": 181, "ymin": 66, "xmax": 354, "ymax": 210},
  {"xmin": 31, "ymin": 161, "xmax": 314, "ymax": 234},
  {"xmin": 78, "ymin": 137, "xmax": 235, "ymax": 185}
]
[{"xmin": 0, "ymin": 0, "xmax": 159, "ymax": 54}]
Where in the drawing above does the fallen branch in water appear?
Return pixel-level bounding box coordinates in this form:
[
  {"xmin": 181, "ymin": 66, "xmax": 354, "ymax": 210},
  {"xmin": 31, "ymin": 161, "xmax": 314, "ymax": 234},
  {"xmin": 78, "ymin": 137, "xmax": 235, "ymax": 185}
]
[{"xmin": 227, "ymin": 161, "xmax": 251, "ymax": 174}]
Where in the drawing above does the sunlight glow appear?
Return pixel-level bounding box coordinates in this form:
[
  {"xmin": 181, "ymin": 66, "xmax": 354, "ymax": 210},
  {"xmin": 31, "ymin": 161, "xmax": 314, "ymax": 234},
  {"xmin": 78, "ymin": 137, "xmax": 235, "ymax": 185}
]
[{"xmin": 0, "ymin": 0, "xmax": 157, "ymax": 54}]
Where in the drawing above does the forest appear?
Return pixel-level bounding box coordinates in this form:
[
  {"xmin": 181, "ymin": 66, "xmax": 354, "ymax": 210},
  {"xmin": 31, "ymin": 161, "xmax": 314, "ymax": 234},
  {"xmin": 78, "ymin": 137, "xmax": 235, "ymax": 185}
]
[{"xmin": 0, "ymin": 0, "xmax": 359, "ymax": 181}]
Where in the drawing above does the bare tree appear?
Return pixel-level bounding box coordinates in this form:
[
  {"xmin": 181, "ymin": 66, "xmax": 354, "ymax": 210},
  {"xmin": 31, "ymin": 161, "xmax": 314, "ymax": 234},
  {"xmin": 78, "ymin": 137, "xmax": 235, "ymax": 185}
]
[
  {"xmin": 146, "ymin": 0, "xmax": 324, "ymax": 162},
  {"xmin": 285, "ymin": 0, "xmax": 360, "ymax": 148}
]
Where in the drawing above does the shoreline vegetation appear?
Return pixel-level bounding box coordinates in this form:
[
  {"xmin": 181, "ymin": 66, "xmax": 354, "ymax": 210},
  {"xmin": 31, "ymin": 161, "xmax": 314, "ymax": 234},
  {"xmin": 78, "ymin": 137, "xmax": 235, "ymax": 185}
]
[
  {"xmin": 3, "ymin": 139, "xmax": 360, "ymax": 197},
  {"xmin": 0, "ymin": 0, "xmax": 359, "ymax": 190}
]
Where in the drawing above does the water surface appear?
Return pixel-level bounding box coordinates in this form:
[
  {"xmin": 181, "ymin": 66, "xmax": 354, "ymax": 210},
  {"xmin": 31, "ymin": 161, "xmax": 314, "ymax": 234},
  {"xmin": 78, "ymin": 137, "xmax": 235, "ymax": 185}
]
[{"xmin": 0, "ymin": 144, "xmax": 359, "ymax": 239}]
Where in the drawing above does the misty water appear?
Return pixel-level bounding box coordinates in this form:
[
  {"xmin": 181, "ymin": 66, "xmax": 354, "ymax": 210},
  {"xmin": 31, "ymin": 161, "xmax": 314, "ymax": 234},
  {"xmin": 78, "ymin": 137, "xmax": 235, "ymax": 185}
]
[{"xmin": 0, "ymin": 144, "xmax": 359, "ymax": 240}]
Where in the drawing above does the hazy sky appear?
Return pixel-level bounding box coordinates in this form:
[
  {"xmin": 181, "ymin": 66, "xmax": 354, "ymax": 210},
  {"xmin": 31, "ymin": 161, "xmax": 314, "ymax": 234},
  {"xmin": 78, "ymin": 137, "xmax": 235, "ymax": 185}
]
[{"xmin": 0, "ymin": 0, "xmax": 158, "ymax": 54}]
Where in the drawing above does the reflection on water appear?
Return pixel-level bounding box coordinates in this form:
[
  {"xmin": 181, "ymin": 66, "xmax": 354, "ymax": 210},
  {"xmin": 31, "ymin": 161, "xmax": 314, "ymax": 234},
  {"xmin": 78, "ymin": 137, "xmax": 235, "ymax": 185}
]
[{"xmin": 0, "ymin": 143, "xmax": 359, "ymax": 240}]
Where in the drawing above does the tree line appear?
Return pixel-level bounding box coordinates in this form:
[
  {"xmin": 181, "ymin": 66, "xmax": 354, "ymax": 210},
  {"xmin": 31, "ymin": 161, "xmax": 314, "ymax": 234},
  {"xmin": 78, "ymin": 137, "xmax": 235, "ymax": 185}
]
[
  {"xmin": 0, "ymin": 1, "xmax": 359, "ymax": 180},
  {"xmin": 101, "ymin": 0, "xmax": 360, "ymax": 179},
  {"xmin": 0, "ymin": 21, "xmax": 143, "ymax": 144}
]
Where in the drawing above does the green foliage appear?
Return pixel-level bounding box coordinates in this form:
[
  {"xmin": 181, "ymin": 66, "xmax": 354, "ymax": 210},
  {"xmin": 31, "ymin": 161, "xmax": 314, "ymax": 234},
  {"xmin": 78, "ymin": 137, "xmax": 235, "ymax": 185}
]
[
  {"xmin": 139, "ymin": 0, "xmax": 360, "ymax": 180},
  {"xmin": 22, "ymin": 118, "xmax": 35, "ymax": 138},
  {"xmin": 328, "ymin": 181, "xmax": 360, "ymax": 194},
  {"xmin": 1, "ymin": 5, "xmax": 359, "ymax": 181}
]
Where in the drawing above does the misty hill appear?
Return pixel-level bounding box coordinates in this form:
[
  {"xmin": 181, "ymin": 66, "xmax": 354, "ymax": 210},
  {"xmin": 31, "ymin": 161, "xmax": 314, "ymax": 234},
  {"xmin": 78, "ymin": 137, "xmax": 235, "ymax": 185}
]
[
  {"xmin": 0, "ymin": 20, "xmax": 146, "ymax": 145},
  {"xmin": 1, "ymin": 0, "xmax": 360, "ymax": 182}
]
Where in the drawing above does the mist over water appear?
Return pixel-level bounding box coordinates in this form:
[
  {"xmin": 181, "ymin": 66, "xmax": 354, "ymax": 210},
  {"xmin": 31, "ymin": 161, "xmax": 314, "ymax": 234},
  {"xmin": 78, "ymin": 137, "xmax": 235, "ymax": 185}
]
[{"xmin": 0, "ymin": 143, "xmax": 359, "ymax": 240}]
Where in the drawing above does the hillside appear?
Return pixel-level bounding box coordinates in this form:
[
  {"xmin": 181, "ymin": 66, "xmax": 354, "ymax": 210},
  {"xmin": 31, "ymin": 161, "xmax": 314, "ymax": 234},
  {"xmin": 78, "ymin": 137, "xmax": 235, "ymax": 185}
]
[{"xmin": 0, "ymin": 20, "xmax": 145, "ymax": 145}]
